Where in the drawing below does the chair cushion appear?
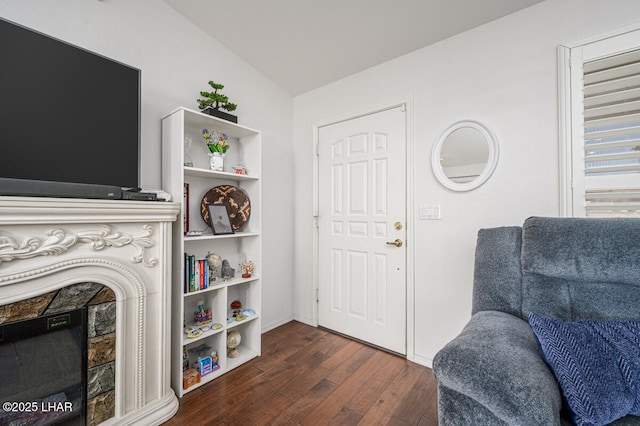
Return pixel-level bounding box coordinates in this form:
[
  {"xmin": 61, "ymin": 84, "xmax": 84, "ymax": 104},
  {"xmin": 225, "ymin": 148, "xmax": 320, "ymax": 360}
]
[{"xmin": 528, "ymin": 313, "xmax": 640, "ymax": 426}]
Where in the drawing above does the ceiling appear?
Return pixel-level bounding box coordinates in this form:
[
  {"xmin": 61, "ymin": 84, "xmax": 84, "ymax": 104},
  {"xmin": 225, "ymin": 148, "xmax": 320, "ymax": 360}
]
[{"xmin": 164, "ymin": 0, "xmax": 545, "ymax": 96}]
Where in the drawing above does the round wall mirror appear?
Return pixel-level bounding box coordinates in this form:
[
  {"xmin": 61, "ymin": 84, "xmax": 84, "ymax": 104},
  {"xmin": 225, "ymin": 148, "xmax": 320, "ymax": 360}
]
[{"xmin": 431, "ymin": 120, "xmax": 499, "ymax": 191}]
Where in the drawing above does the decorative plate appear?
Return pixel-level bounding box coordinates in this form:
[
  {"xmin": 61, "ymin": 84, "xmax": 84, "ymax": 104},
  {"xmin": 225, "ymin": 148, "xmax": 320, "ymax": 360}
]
[{"xmin": 201, "ymin": 185, "xmax": 251, "ymax": 231}]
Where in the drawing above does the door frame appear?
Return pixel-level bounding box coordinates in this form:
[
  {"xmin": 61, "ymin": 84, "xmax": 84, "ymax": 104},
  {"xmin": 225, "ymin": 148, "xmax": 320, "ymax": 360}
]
[{"xmin": 311, "ymin": 97, "xmax": 415, "ymax": 360}]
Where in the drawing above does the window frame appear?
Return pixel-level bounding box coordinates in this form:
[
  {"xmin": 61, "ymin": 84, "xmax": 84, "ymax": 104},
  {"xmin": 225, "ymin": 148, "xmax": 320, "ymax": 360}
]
[{"xmin": 558, "ymin": 26, "xmax": 640, "ymax": 217}]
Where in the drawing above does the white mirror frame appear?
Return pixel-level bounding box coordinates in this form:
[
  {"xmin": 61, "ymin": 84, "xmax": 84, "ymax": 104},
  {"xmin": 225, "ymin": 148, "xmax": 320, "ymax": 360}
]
[{"xmin": 431, "ymin": 120, "xmax": 499, "ymax": 192}]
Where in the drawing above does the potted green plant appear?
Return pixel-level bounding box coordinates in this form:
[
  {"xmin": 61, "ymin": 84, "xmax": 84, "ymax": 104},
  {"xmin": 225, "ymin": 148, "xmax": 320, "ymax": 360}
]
[{"xmin": 197, "ymin": 81, "xmax": 238, "ymax": 123}]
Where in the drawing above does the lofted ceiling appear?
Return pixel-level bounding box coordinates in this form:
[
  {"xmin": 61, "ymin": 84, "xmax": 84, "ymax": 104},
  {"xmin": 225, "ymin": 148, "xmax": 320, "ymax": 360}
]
[{"xmin": 164, "ymin": 0, "xmax": 545, "ymax": 96}]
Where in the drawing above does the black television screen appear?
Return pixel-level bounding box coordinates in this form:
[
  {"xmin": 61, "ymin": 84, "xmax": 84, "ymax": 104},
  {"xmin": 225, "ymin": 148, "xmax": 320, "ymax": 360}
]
[{"xmin": 0, "ymin": 18, "xmax": 140, "ymax": 194}]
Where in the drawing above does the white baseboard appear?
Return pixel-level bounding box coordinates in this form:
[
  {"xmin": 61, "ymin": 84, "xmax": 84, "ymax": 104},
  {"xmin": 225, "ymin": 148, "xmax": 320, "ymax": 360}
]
[
  {"xmin": 261, "ymin": 315, "xmax": 295, "ymax": 333},
  {"xmin": 411, "ymin": 353, "xmax": 433, "ymax": 369},
  {"xmin": 293, "ymin": 313, "xmax": 316, "ymax": 327}
]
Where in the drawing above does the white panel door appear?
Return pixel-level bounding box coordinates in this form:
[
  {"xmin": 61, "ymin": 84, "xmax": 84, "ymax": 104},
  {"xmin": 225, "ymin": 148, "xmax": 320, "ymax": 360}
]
[{"xmin": 318, "ymin": 106, "xmax": 406, "ymax": 354}]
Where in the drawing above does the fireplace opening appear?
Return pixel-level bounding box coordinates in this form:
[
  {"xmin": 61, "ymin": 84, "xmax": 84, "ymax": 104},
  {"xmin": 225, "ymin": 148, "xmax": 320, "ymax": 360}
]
[{"xmin": 0, "ymin": 308, "xmax": 88, "ymax": 425}]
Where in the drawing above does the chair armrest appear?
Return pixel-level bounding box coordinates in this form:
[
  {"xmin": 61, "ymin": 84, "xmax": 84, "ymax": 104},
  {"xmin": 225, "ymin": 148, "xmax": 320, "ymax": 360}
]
[{"xmin": 433, "ymin": 311, "xmax": 562, "ymax": 425}]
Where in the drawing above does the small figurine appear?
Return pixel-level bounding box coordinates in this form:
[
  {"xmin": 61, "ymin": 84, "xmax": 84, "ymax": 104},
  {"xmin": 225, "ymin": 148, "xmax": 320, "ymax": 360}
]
[
  {"xmin": 232, "ymin": 164, "xmax": 246, "ymax": 175},
  {"xmin": 206, "ymin": 252, "xmax": 223, "ymax": 282},
  {"xmin": 221, "ymin": 259, "xmax": 235, "ymax": 279},
  {"xmin": 230, "ymin": 300, "xmax": 242, "ymax": 318},
  {"xmin": 240, "ymin": 260, "xmax": 255, "ymax": 278},
  {"xmin": 211, "ymin": 350, "xmax": 220, "ymax": 371},
  {"xmin": 193, "ymin": 304, "xmax": 212, "ymax": 326}
]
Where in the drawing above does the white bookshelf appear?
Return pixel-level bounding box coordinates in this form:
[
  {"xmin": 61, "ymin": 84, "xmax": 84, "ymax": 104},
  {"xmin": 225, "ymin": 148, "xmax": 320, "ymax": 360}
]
[{"xmin": 162, "ymin": 107, "xmax": 261, "ymax": 397}]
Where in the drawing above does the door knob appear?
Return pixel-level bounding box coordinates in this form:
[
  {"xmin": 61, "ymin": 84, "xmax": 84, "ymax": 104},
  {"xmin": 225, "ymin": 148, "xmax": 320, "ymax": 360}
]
[{"xmin": 386, "ymin": 239, "xmax": 403, "ymax": 248}]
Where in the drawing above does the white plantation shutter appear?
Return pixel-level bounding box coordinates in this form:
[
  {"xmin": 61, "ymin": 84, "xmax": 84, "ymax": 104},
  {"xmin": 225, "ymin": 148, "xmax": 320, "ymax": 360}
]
[
  {"xmin": 562, "ymin": 29, "xmax": 640, "ymax": 217},
  {"xmin": 583, "ymin": 49, "xmax": 640, "ymax": 216}
]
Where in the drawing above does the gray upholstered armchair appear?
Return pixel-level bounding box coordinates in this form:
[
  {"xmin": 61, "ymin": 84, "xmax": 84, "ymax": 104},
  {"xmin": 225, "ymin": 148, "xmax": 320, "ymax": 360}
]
[{"xmin": 432, "ymin": 217, "xmax": 640, "ymax": 425}]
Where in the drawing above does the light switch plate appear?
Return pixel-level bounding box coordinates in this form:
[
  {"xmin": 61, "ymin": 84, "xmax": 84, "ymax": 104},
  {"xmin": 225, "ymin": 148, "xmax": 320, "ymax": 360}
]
[{"xmin": 419, "ymin": 204, "xmax": 441, "ymax": 220}]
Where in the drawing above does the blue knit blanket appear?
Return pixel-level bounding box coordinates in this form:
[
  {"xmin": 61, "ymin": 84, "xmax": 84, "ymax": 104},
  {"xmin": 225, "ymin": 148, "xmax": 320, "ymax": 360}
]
[{"xmin": 528, "ymin": 313, "xmax": 640, "ymax": 426}]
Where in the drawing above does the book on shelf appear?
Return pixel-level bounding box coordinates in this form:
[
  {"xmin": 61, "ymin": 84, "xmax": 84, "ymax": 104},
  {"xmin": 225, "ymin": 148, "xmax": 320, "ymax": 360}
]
[
  {"xmin": 184, "ymin": 253, "xmax": 188, "ymax": 293},
  {"xmin": 199, "ymin": 259, "xmax": 207, "ymax": 290},
  {"xmin": 183, "ymin": 183, "xmax": 189, "ymax": 235}
]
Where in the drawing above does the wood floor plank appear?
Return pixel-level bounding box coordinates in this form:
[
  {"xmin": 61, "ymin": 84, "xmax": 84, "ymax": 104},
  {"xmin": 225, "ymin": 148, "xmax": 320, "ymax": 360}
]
[
  {"xmin": 300, "ymin": 350, "xmax": 398, "ymax": 424},
  {"xmin": 277, "ymin": 333, "xmax": 351, "ymax": 400},
  {"xmin": 268, "ymin": 379, "xmax": 338, "ymax": 425},
  {"xmin": 279, "ymin": 362, "xmax": 333, "ymax": 401},
  {"xmin": 324, "ymin": 344, "xmax": 377, "ymax": 386},
  {"xmin": 358, "ymin": 362, "xmax": 425, "ymax": 425},
  {"xmin": 235, "ymin": 390, "xmax": 292, "ymax": 425},
  {"xmin": 392, "ymin": 367, "xmax": 438, "ymax": 424},
  {"xmin": 328, "ymin": 406, "xmax": 362, "ymax": 425},
  {"xmin": 344, "ymin": 352, "xmax": 407, "ymax": 416},
  {"xmin": 163, "ymin": 321, "xmax": 438, "ymax": 426},
  {"xmin": 283, "ymin": 331, "xmax": 345, "ymax": 365},
  {"xmin": 319, "ymin": 338, "xmax": 363, "ymax": 371}
]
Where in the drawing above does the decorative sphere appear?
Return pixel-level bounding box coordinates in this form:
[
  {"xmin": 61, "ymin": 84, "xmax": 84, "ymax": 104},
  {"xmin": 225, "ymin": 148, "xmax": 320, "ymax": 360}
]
[
  {"xmin": 206, "ymin": 252, "xmax": 222, "ymax": 274},
  {"xmin": 227, "ymin": 330, "xmax": 242, "ymax": 358},
  {"xmin": 227, "ymin": 330, "xmax": 241, "ymax": 349}
]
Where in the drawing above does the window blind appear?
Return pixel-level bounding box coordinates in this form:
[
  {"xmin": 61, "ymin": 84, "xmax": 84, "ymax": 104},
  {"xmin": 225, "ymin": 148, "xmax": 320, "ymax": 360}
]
[{"xmin": 582, "ymin": 48, "xmax": 640, "ymax": 217}]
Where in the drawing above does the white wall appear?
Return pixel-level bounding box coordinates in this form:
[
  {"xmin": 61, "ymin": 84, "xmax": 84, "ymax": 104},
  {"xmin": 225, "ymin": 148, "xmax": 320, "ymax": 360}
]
[
  {"xmin": 292, "ymin": 0, "xmax": 640, "ymax": 365},
  {"xmin": 0, "ymin": 0, "xmax": 295, "ymax": 331}
]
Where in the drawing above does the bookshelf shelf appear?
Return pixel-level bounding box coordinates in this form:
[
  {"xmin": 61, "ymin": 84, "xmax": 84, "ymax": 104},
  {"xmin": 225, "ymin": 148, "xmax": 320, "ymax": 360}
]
[
  {"xmin": 184, "ymin": 231, "xmax": 260, "ymax": 242},
  {"xmin": 184, "ymin": 166, "xmax": 259, "ymax": 181}
]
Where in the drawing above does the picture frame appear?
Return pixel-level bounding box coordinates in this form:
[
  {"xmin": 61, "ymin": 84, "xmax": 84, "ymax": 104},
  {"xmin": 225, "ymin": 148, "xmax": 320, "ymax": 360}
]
[{"xmin": 207, "ymin": 204, "xmax": 234, "ymax": 235}]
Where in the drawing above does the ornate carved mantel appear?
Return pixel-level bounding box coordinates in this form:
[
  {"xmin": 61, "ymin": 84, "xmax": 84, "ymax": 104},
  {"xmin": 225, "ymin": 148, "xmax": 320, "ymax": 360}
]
[{"xmin": 0, "ymin": 196, "xmax": 180, "ymax": 425}]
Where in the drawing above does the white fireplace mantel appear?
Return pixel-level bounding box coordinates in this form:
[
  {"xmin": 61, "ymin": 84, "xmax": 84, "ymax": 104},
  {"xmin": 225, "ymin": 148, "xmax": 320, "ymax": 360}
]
[{"xmin": 0, "ymin": 196, "xmax": 181, "ymax": 425}]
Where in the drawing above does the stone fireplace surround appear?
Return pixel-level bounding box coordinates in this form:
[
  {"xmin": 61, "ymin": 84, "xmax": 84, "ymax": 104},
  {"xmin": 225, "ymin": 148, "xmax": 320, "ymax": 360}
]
[
  {"xmin": 1, "ymin": 282, "xmax": 118, "ymax": 425},
  {"xmin": 0, "ymin": 196, "xmax": 180, "ymax": 425}
]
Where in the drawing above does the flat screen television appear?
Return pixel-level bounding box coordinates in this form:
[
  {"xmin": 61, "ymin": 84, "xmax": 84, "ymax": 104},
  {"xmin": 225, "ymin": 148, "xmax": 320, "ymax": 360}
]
[{"xmin": 0, "ymin": 17, "xmax": 141, "ymax": 199}]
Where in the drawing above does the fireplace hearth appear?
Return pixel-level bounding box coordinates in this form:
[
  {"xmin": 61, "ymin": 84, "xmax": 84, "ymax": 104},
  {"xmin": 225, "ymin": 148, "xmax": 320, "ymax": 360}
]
[{"xmin": 0, "ymin": 197, "xmax": 180, "ymax": 425}]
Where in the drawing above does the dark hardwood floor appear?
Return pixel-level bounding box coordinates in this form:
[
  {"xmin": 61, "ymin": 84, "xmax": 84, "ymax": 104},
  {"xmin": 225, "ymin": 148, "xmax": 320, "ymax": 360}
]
[{"xmin": 163, "ymin": 320, "xmax": 439, "ymax": 425}]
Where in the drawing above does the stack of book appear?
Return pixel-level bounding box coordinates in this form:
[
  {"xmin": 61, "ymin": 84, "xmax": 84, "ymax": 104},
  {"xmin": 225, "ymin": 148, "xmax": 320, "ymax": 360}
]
[{"xmin": 184, "ymin": 254, "xmax": 209, "ymax": 293}]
